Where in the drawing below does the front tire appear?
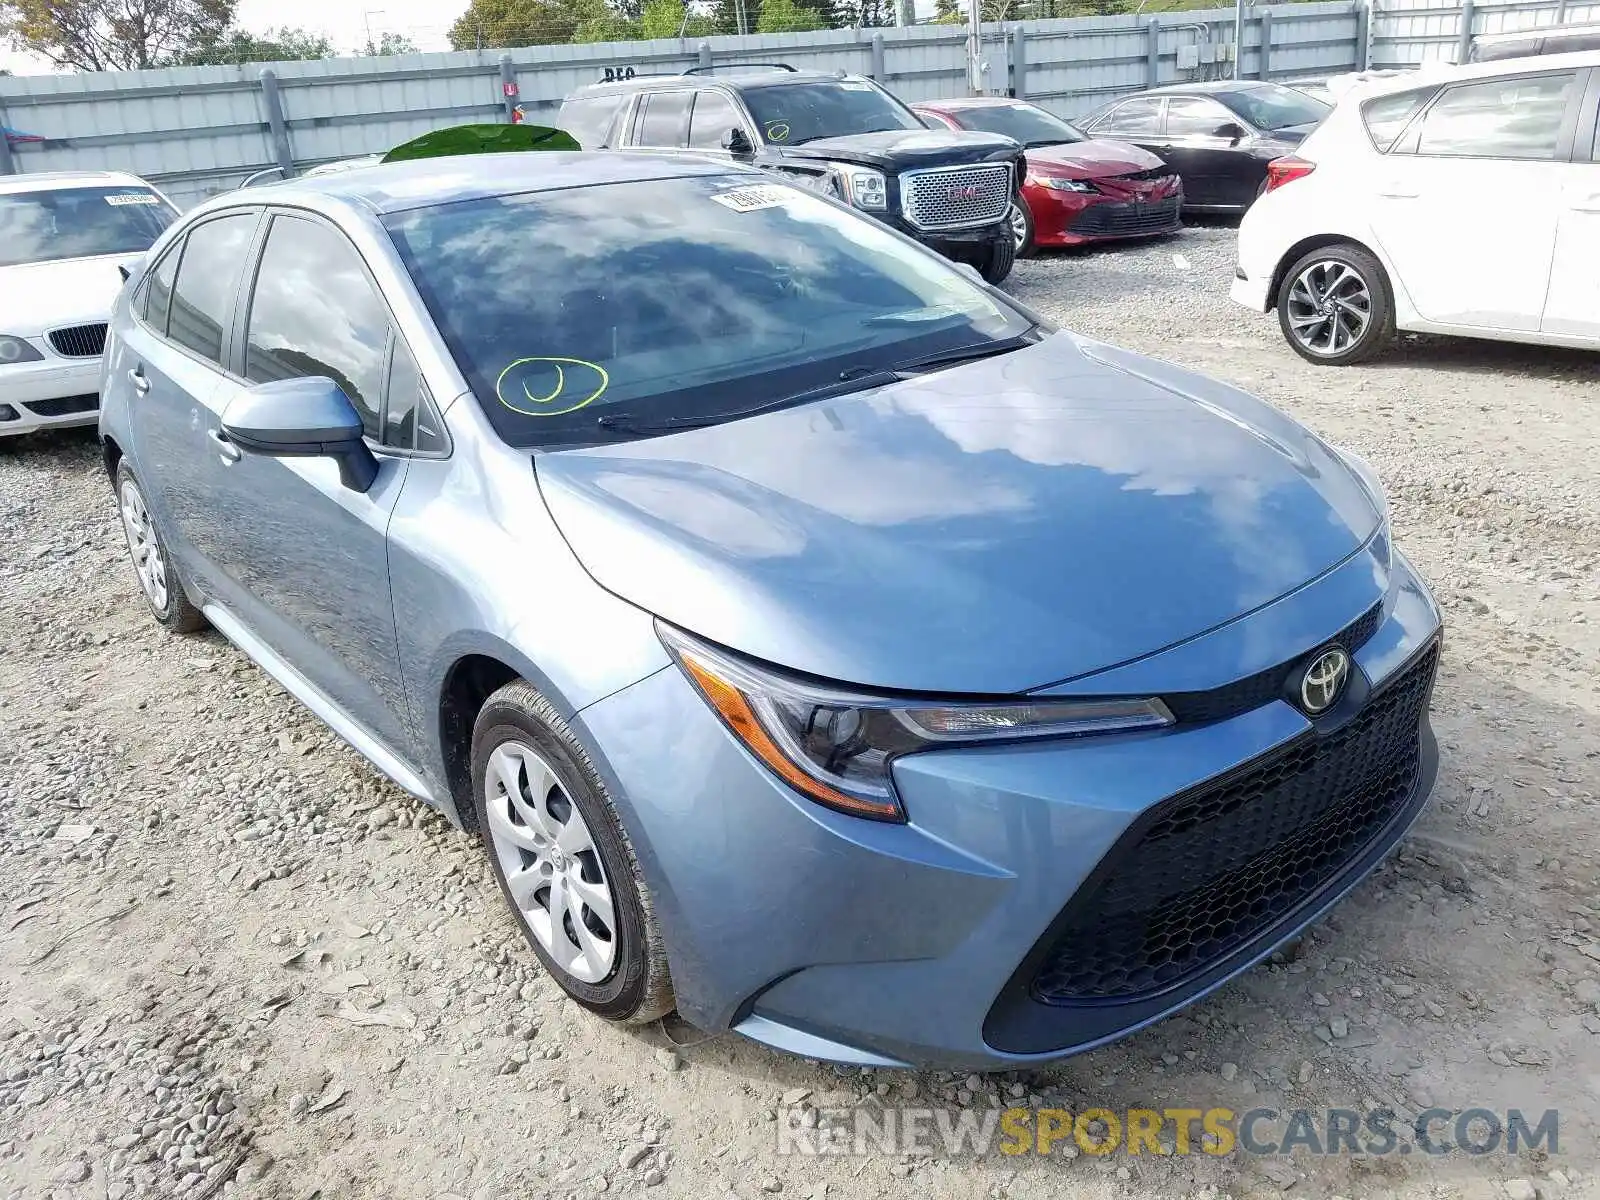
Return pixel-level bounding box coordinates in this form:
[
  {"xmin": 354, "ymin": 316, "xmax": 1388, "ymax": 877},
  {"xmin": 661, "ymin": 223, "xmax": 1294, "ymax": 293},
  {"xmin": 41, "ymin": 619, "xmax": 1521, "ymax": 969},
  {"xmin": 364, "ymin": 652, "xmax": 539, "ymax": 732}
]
[
  {"xmin": 114, "ymin": 462, "xmax": 205, "ymax": 633},
  {"xmin": 1277, "ymin": 243, "xmax": 1394, "ymax": 366},
  {"xmin": 1007, "ymin": 200, "xmax": 1035, "ymax": 258},
  {"xmin": 472, "ymin": 681, "xmax": 674, "ymax": 1024},
  {"xmin": 978, "ymin": 230, "xmax": 1017, "ymax": 285}
]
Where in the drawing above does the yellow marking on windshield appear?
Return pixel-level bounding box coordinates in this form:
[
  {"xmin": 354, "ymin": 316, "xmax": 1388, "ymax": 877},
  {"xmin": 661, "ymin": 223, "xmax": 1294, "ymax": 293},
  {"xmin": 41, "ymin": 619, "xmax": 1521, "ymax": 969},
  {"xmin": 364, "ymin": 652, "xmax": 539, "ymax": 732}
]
[
  {"xmin": 495, "ymin": 356, "xmax": 610, "ymax": 417},
  {"xmin": 765, "ymin": 122, "xmax": 790, "ymax": 142}
]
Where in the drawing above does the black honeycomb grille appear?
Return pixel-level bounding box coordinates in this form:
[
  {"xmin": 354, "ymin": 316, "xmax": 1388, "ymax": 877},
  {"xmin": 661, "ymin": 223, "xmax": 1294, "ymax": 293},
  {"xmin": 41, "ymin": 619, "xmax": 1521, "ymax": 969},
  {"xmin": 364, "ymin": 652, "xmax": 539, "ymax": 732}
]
[{"xmin": 1032, "ymin": 640, "xmax": 1438, "ymax": 1004}]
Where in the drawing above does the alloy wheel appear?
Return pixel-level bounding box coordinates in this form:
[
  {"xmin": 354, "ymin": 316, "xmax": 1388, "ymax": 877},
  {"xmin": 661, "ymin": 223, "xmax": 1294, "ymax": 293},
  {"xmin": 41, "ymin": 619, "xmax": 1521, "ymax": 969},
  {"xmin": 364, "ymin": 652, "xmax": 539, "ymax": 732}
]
[
  {"xmin": 119, "ymin": 479, "xmax": 168, "ymax": 613},
  {"xmin": 1285, "ymin": 259, "xmax": 1372, "ymax": 358},
  {"xmin": 484, "ymin": 741, "xmax": 618, "ymax": 984},
  {"xmin": 1007, "ymin": 202, "xmax": 1029, "ymax": 253}
]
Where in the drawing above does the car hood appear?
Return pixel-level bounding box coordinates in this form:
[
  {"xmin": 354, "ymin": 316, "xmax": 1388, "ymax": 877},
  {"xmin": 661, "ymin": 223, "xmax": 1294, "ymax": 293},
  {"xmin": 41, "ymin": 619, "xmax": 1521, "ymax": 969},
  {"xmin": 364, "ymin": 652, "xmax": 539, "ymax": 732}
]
[
  {"xmin": 776, "ymin": 128, "xmax": 1022, "ymax": 171},
  {"xmin": 1024, "ymin": 139, "xmax": 1165, "ymax": 179},
  {"xmin": 0, "ymin": 253, "xmax": 137, "ymax": 334},
  {"xmin": 535, "ymin": 334, "xmax": 1380, "ymax": 695}
]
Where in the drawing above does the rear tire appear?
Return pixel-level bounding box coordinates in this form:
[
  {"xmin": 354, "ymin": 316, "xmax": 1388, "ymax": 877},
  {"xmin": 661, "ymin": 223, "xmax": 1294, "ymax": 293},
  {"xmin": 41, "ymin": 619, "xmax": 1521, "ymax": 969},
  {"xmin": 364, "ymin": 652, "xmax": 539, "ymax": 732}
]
[
  {"xmin": 1276, "ymin": 243, "xmax": 1394, "ymax": 366},
  {"xmin": 114, "ymin": 461, "xmax": 206, "ymax": 633},
  {"xmin": 472, "ymin": 681, "xmax": 674, "ymax": 1025},
  {"xmin": 978, "ymin": 231, "xmax": 1017, "ymax": 285}
]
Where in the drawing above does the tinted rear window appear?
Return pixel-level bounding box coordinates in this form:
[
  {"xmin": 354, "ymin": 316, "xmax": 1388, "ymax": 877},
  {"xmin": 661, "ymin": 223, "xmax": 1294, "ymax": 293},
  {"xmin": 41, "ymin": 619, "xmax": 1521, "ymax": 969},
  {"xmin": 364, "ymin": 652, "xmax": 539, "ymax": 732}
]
[
  {"xmin": 0, "ymin": 186, "xmax": 177, "ymax": 268},
  {"xmin": 384, "ymin": 176, "xmax": 1029, "ymax": 449},
  {"xmin": 559, "ymin": 95, "xmax": 624, "ymax": 148}
]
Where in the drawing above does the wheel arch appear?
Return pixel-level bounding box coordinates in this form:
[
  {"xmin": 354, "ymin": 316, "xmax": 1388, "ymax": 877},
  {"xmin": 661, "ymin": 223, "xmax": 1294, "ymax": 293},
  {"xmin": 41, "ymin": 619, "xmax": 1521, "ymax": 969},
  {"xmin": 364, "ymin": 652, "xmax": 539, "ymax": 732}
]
[
  {"xmin": 101, "ymin": 433, "xmax": 125, "ymax": 483},
  {"xmin": 1269, "ymin": 234, "xmax": 1396, "ymax": 314},
  {"xmin": 437, "ymin": 652, "xmax": 523, "ymax": 833}
]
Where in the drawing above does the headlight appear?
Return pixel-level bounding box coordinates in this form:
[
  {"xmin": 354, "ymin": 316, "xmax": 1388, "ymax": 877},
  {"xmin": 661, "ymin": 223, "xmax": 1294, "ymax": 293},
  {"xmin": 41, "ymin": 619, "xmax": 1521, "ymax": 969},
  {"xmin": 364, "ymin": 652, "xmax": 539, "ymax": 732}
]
[
  {"xmin": 831, "ymin": 165, "xmax": 887, "ymax": 211},
  {"xmin": 1333, "ymin": 445, "xmax": 1390, "ymax": 524},
  {"xmin": 1031, "ymin": 175, "xmax": 1095, "ymax": 193},
  {"xmin": 0, "ymin": 335, "xmax": 43, "ymax": 364},
  {"xmin": 660, "ymin": 624, "xmax": 1173, "ymax": 822}
]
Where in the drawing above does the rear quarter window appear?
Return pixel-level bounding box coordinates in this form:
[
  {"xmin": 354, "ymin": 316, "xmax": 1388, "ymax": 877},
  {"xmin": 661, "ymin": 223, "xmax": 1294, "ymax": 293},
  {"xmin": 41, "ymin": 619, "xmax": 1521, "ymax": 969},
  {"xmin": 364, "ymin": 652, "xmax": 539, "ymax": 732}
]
[
  {"xmin": 1360, "ymin": 89, "xmax": 1432, "ymax": 152},
  {"xmin": 558, "ymin": 94, "xmax": 625, "ymax": 149}
]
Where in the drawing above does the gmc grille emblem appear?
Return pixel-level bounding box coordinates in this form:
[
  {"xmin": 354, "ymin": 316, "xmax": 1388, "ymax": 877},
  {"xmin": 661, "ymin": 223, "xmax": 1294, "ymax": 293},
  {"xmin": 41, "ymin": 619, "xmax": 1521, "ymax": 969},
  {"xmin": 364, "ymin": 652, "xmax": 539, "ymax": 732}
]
[{"xmin": 948, "ymin": 184, "xmax": 980, "ymax": 203}]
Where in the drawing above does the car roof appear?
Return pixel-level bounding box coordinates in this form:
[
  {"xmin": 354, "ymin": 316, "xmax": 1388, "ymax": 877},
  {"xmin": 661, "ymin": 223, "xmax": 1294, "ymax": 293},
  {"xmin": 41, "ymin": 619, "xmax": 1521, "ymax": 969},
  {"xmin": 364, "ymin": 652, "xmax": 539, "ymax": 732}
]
[
  {"xmin": 911, "ymin": 96, "xmax": 1038, "ymax": 110},
  {"xmin": 198, "ymin": 151, "xmax": 754, "ymax": 217},
  {"xmin": 1352, "ymin": 47, "xmax": 1600, "ymax": 98},
  {"xmin": 1140, "ymin": 80, "xmax": 1288, "ymax": 97},
  {"xmin": 0, "ymin": 170, "xmax": 153, "ymax": 196},
  {"xmin": 1474, "ymin": 20, "xmax": 1600, "ymax": 43},
  {"xmin": 570, "ymin": 68, "xmax": 857, "ymax": 98}
]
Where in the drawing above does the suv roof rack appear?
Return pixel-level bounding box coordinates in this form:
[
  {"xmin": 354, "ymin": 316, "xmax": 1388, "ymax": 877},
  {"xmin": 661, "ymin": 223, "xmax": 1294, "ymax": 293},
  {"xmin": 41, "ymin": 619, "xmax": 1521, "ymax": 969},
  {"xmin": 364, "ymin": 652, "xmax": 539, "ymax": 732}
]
[{"xmin": 683, "ymin": 62, "xmax": 798, "ymax": 76}]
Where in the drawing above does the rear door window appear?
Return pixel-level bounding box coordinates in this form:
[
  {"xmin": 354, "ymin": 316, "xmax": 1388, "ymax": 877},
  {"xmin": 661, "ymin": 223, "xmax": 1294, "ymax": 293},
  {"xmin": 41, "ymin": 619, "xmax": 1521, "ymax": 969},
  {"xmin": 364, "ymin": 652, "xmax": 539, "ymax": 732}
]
[
  {"xmin": 1414, "ymin": 72, "xmax": 1578, "ymax": 160},
  {"xmin": 635, "ymin": 92, "xmax": 691, "ymax": 147},
  {"xmin": 166, "ymin": 213, "xmax": 257, "ymax": 366},
  {"xmin": 1094, "ymin": 97, "xmax": 1164, "ymax": 136},
  {"xmin": 559, "ymin": 94, "xmax": 624, "ymax": 149}
]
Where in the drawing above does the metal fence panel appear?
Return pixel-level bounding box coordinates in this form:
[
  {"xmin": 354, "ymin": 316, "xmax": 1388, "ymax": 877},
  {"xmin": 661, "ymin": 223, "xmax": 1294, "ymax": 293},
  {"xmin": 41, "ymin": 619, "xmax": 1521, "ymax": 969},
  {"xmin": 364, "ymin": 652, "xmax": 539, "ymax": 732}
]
[{"xmin": 0, "ymin": 0, "xmax": 1589, "ymax": 205}]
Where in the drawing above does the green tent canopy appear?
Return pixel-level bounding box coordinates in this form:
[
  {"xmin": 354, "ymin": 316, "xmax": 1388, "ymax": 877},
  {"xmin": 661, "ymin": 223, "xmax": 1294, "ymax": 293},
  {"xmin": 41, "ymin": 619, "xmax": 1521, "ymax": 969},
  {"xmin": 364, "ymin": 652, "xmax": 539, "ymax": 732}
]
[{"xmin": 381, "ymin": 124, "xmax": 580, "ymax": 164}]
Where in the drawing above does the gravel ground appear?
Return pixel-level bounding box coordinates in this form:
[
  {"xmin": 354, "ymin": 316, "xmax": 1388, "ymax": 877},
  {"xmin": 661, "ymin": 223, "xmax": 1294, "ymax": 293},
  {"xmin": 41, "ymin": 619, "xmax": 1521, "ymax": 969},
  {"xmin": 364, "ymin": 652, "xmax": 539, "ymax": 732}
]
[{"xmin": 2, "ymin": 223, "xmax": 1598, "ymax": 1200}]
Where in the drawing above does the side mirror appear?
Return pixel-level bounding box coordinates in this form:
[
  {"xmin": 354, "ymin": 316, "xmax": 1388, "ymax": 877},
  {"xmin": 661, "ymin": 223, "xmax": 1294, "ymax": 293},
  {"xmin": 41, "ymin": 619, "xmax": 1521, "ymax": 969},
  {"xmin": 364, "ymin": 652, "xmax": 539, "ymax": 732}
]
[
  {"xmin": 720, "ymin": 127, "xmax": 755, "ymax": 157},
  {"xmin": 1212, "ymin": 121, "xmax": 1247, "ymax": 143},
  {"xmin": 221, "ymin": 377, "xmax": 379, "ymax": 493}
]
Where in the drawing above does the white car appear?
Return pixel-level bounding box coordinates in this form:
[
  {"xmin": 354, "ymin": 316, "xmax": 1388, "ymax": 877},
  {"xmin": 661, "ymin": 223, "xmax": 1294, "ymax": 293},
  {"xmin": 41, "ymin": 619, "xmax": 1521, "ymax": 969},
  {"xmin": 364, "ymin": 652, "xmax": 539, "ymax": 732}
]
[
  {"xmin": 0, "ymin": 171, "xmax": 179, "ymax": 436},
  {"xmin": 1232, "ymin": 50, "xmax": 1600, "ymax": 365}
]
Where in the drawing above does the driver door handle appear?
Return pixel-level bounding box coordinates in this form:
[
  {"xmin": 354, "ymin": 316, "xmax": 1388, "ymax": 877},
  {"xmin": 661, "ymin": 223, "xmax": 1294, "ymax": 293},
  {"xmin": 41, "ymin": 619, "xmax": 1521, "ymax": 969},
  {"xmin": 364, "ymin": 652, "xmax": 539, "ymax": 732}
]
[
  {"xmin": 128, "ymin": 366, "xmax": 151, "ymax": 395},
  {"xmin": 207, "ymin": 428, "xmax": 242, "ymax": 464}
]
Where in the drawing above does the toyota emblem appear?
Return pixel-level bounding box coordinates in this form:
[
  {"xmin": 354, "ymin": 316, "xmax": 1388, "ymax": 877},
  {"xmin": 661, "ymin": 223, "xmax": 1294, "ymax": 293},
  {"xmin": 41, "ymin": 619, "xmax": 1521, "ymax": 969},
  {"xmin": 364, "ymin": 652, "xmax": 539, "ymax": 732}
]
[{"xmin": 1298, "ymin": 646, "xmax": 1351, "ymax": 715}]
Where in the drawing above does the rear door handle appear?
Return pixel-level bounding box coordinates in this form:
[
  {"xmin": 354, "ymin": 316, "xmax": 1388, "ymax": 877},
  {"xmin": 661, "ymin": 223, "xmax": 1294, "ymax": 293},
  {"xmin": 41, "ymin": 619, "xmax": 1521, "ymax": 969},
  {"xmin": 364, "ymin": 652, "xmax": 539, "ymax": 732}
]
[
  {"xmin": 128, "ymin": 366, "xmax": 151, "ymax": 395},
  {"xmin": 1377, "ymin": 188, "xmax": 1420, "ymax": 199},
  {"xmin": 1570, "ymin": 193, "xmax": 1600, "ymax": 213},
  {"xmin": 207, "ymin": 429, "xmax": 242, "ymax": 464}
]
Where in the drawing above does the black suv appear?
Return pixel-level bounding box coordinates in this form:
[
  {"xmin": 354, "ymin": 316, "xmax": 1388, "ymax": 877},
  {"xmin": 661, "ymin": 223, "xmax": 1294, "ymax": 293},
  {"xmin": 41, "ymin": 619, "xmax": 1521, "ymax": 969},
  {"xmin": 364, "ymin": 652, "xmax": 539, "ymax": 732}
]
[{"xmin": 559, "ymin": 65, "xmax": 1023, "ymax": 283}]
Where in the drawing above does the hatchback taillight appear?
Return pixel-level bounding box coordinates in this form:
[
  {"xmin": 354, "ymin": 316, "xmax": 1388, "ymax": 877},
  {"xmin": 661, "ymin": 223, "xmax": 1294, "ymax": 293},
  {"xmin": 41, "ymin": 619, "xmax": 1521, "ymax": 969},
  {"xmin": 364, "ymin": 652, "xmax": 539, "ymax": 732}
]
[{"xmin": 1263, "ymin": 156, "xmax": 1316, "ymax": 193}]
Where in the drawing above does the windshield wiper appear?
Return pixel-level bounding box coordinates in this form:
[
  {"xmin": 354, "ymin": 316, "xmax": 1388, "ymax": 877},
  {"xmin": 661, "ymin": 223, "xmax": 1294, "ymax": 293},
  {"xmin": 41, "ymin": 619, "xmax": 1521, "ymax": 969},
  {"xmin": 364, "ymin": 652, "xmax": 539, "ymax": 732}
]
[
  {"xmin": 887, "ymin": 332, "xmax": 1041, "ymax": 375},
  {"xmin": 593, "ymin": 368, "xmax": 901, "ymax": 437}
]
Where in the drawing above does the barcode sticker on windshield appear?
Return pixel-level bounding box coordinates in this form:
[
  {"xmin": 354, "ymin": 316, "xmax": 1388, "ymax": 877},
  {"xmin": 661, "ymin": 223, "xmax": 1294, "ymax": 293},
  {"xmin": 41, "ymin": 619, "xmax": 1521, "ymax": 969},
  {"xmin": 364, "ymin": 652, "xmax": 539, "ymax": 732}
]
[
  {"xmin": 105, "ymin": 193, "xmax": 161, "ymax": 206},
  {"xmin": 710, "ymin": 184, "xmax": 795, "ymax": 213}
]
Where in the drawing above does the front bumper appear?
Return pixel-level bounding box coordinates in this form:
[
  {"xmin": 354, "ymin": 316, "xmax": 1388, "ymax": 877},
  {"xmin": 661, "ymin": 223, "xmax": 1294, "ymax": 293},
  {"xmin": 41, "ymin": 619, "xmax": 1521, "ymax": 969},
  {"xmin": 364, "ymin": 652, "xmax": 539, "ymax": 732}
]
[
  {"xmin": 1031, "ymin": 188, "xmax": 1183, "ymax": 247},
  {"xmin": 0, "ymin": 352, "xmax": 102, "ymax": 436},
  {"xmin": 1231, "ymin": 267, "xmax": 1273, "ymax": 313},
  {"xmin": 870, "ymin": 209, "xmax": 1008, "ymax": 262},
  {"xmin": 578, "ymin": 545, "xmax": 1442, "ymax": 1070}
]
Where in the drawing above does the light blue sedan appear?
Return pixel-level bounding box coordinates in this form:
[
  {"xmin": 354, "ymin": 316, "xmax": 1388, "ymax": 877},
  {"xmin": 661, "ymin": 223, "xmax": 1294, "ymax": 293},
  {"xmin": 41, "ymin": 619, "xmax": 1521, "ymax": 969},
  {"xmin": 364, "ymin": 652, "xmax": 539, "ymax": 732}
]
[{"xmin": 99, "ymin": 152, "xmax": 1441, "ymax": 1069}]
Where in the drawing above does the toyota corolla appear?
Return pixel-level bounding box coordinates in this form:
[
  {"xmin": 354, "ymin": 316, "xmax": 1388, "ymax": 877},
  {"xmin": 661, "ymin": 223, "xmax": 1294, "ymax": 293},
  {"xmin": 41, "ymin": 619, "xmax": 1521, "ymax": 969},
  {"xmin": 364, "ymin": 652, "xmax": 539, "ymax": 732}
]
[{"xmin": 99, "ymin": 153, "xmax": 1441, "ymax": 1069}]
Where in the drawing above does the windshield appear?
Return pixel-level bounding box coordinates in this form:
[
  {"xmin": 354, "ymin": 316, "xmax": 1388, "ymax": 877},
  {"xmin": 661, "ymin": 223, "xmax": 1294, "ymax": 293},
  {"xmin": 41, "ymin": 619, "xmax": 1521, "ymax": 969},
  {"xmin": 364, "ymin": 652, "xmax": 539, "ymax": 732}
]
[
  {"xmin": 0, "ymin": 186, "xmax": 177, "ymax": 268},
  {"xmin": 946, "ymin": 102, "xmax": 1085, "ymax": 147},
  {"xmin": 741, "ymin": 79, "xmax": 923, "ymax": 145},
  {"xmin": 1219, "ymin": 84, "xmax": 1330, "ymax": 131},
  {"xmin": 385, "ymin": 175, "xmax": 1029, "ymax": 448}
]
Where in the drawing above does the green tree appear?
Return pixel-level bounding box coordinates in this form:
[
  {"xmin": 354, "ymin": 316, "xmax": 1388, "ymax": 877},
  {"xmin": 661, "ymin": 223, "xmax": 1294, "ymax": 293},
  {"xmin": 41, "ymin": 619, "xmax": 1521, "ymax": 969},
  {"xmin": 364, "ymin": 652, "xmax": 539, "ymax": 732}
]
[
  {"xmin": 0, "ymin": 0, "xmax": 234, "ymax": 71},
  {"xmin": 362, "ymin": 31, "xmax": 419, "ymax": 55},
  {"xmin": 450, "ymin": 0, "xmax": 616, "ymax": 47},
  {"xmin": 756, "ymin": 0, "xmax": 823, "ymax": 31},
  {"xmin": 177, "ymin": 25, "xmax": 334, "ymax": 65}
]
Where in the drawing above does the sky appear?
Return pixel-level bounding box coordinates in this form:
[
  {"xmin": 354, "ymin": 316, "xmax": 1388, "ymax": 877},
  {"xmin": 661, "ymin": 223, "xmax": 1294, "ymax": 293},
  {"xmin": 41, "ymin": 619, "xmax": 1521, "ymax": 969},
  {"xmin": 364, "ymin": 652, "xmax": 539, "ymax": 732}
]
[{"xmin": 1, "ymin": 0, "xmax": 470, "ymax": 76}]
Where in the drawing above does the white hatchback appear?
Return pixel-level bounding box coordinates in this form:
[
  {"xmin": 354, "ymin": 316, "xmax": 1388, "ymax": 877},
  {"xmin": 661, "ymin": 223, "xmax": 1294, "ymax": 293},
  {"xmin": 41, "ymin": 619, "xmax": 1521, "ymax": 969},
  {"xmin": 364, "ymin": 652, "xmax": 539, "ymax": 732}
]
[
  {"xmin": 0, "ymin": 171, "xmax": 179, "ymax": 436},
  {"xmin": 1232, "ymin": 51, "xmax": 1600, "ymax": 364}
]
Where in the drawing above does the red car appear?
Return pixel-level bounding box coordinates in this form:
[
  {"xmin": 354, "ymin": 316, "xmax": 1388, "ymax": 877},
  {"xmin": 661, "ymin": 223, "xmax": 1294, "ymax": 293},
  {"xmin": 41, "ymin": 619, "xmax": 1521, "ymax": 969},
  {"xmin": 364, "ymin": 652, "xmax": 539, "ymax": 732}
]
[{"xmin": 913, "ymin": 97, "xmax": 1182, "ymax": 255}]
